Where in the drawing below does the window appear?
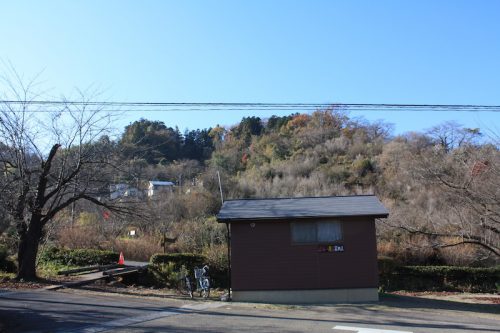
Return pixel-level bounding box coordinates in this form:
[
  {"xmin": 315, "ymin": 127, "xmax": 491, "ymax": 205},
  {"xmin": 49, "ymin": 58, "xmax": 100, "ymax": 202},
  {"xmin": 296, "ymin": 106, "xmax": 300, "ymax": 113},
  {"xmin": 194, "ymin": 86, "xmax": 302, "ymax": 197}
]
[
  {"xmin": 291, "ymin": 221, "xmax": 342, "ymax": 244},
  {"xmin": 291, "ymin": 222, "xmax": 316, "ymax": 243}
]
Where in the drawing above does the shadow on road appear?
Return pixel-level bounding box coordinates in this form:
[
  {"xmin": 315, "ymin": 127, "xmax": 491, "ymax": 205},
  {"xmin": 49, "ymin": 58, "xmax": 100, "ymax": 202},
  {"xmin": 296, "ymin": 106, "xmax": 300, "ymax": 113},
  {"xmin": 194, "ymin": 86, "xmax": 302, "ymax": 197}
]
[
  {"xmin": 95, "ymin": 306, "xmax": 500, "ymax": 333},
  {"xmin": 0, "ymin": 307, "xmax": 68, "ymax": 333},
  {"xmin": 378, "ymin": 293, "xmax": 500, "ymax": 315}
]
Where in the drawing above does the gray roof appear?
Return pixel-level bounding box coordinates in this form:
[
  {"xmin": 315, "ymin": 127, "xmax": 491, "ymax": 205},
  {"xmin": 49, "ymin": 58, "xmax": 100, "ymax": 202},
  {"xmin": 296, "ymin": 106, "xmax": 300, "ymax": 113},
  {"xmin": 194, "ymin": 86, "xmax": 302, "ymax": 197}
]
[
  {"xmin": 216, "ymin": 195, "xmax": 389, "ymax": 222},
  {"xmin": 149, "ymin": 181, "xmax": 174, "ymax": 186}
]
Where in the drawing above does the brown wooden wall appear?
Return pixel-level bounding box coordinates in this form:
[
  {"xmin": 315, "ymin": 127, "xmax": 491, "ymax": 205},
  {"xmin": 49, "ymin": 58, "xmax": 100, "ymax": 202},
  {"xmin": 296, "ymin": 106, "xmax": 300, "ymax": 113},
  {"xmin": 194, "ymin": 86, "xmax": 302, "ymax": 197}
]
[{"xmin": 230, "ymin": 217, "xmax": 378, "ymax": 291}]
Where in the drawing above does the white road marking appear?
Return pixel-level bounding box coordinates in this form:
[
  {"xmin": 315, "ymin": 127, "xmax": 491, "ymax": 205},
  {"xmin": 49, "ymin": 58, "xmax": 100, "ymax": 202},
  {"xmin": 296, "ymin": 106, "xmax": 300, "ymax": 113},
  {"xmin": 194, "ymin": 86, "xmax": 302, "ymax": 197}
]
[
  {"xmin": 65, "ymin": 302, "xmax": 223, "ymax": 333},
  {"xmin": 333, "ymin": 325, "xmax": 413, "ymax": 333}
]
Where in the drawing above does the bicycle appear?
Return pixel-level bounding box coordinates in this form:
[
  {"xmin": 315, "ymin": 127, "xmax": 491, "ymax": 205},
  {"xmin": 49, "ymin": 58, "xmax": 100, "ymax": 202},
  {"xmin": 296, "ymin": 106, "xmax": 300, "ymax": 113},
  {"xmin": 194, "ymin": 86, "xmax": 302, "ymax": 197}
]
[
  {"xmin": 177, "ymin": 272, "xmax": 193, "ymax": 299},
  {"xmin": 194, "ymin": 265, "xmax": 210, "ymax": 298}
]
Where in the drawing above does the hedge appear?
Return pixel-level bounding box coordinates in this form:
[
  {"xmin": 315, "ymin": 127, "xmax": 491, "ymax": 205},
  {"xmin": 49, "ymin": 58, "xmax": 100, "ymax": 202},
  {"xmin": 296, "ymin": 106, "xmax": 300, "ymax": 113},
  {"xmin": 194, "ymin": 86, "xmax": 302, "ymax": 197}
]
[
  {"xmin": 150, "ymin": 253, "xmax": 205, "ymax": 269},
  {"xmin": 39, "ymin": 247, "xmax": 119, "ymax": 267},
  {"xmin": 149, "ymin": 255, "xmax": 499, "ymax": 292},
  {"xmin": 379, "ymin": 261, "xmax": 500, "ymax": 293}
]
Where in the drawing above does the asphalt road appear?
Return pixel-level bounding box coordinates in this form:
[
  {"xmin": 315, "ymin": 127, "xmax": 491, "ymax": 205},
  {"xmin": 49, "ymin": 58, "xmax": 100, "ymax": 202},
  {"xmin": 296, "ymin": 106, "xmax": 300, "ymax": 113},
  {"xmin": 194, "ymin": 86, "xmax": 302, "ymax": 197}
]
[{"xmin": 0, "ymin": 288, "xmax": 499, "ymax": 333}]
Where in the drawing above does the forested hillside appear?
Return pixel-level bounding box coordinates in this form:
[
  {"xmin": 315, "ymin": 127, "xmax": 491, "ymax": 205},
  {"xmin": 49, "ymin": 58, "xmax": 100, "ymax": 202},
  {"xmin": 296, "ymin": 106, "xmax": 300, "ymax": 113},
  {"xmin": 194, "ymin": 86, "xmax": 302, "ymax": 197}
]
[
  {"xmin": 1, "ymin": 109, "xmax": 498, "ymax": 269},
  {"xmin": 206, "ymin": 110, "xmax": 499, "ymax": 266}
]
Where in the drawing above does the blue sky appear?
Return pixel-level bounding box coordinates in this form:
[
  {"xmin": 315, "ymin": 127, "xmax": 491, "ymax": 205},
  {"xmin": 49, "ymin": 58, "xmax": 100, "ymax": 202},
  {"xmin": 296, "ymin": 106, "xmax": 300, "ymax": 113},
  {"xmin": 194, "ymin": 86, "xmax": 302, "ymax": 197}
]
[{"xmin": 1, "ymin": 0, "xmax": 499, "ymax": 135}]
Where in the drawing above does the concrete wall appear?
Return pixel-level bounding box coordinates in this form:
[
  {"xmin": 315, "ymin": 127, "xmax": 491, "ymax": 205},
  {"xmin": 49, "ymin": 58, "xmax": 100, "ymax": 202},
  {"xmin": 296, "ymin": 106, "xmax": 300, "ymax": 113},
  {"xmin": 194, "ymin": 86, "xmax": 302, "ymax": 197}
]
[{"xmin": 232, "ymin": 288, "xmax": 379, "ymax": 304}]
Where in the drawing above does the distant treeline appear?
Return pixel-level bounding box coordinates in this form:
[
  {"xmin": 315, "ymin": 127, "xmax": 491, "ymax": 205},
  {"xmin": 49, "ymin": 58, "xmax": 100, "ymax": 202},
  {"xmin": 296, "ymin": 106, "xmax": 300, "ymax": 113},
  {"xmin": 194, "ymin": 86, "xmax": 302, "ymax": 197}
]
[{"xmin": 120, "ymin": 119, "xmax": 214, "ymax": 163}]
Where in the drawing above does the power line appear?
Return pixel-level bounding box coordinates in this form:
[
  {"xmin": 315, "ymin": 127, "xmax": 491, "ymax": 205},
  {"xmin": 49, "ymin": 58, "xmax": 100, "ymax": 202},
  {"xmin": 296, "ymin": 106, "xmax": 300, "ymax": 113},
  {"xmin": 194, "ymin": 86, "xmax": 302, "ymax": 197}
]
[{"xmin": 1, "ymin": 101, "xmax": 500, "ymax": 113}]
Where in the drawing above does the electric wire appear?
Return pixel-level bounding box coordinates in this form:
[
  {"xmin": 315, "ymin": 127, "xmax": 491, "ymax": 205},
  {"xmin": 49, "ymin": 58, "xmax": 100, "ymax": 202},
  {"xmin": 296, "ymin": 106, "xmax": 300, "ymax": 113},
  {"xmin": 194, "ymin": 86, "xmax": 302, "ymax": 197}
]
[{"xmin": 0, "ymin": 101, "xmax": 499, "ymax": 113}]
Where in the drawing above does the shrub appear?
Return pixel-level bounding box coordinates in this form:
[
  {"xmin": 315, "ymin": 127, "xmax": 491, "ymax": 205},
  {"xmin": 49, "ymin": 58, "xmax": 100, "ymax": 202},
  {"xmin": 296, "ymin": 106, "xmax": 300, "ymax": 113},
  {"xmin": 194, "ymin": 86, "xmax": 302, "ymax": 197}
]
[
  {"xmin": 150, "ymin": 253, "xmax": 205, "ymax": 269},
  {"xmin": 352, "ymin": 158, "xmax": 374, "ymax": 177},
  {"xmin": 146, "ymin": 262, "xmax": 177, "ymax": 288},
  {"xmin": 378, "ymin": 256, "xmax": 399, "ymax": 275},
  {"xmin": 39, "ymin": 247, "xmax": 119, "ymax": 267},
  {"xmin": 203, "ymin": 244, "xmax": 229, "ymax": 288},
  {"xmin": 148, "ymin": 253, "xmax": 205, "ymax": 288},
  {"xmin": 111, "ymin": 237, "xmax": 162, "ymax": 261},
  {"xmin": 56, "ymin": 225, "xmax": 104, "ymax": 249},
  {"xmin": 149, "ymin": 252, "xmax": 229, "ymax": 288},
  {"xmin": 0, "ymin": 245, "xmax": 16, "ymax": 273},
  {"xmin": 378, "ymin": 259, "xmax": 500, "ymax": 293},
  {"xmin": 327, "ymin": 165, "xmax": 350, "ymax": 184}
]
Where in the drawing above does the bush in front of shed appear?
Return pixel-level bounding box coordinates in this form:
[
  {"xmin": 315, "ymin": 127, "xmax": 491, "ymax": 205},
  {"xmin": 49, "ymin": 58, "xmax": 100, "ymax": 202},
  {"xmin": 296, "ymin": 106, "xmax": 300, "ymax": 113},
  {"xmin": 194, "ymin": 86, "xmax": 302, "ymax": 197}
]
[
  {"xmin": 148, "ymin": 252, "xmax": 229, "ymax": 288},
  {"xmin": 150, "ymin": 253, "xmax": 205, "ymax": 269},
  {"xmin": 202, "ymin": 244, "xmax": 229, "ymax": 288},
  {"xmin": 148, "ymin": 253, "xmax": 205, "ymax": 288}
]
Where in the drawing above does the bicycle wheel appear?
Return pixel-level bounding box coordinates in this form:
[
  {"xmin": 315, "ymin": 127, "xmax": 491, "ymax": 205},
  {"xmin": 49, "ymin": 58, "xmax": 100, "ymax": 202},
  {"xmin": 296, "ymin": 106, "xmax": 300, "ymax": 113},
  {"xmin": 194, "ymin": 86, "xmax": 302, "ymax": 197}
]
[
  {"xmin": 179, "ymin": 277, "xmax": 193, "ymax": 298},
  {"xmin": 186, "ymin": 277, "xmax": 193, "ymax": 299},
  {"xmin": 201, "ymin": 278, "xmax": 210, "ymax": 298}
]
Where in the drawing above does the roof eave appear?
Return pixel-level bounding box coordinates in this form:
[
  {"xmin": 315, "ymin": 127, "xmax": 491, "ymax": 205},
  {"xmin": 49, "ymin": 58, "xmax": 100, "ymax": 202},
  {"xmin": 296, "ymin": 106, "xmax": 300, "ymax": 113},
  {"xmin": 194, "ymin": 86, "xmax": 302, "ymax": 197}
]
[{"xmin": 216, "ymin": 213, "xmax": 389, "ymax": 223}]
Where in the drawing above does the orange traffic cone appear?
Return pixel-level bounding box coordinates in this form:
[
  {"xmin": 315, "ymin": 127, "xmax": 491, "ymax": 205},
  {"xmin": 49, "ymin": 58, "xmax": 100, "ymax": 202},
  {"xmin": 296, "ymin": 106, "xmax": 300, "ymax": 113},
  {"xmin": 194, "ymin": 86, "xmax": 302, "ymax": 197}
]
[{"xmin": 118, "ymin": 252, "xmax": 125, "ymax": 265}]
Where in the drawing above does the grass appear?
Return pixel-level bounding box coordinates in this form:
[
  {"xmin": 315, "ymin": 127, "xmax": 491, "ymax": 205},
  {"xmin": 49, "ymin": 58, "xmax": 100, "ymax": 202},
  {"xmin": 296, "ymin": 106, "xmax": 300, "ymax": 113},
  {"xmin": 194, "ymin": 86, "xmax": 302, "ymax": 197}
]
[
  {"xmin": 1, "ymin": 263, "xmax": 79, "ymax": 281},
  {"xmin": 36, "ymin": 262, "xmax": 79, "ymax": 279},
  {"xmin": 0, "ymin": 271, "xmax": 15, "ymax": 280}
]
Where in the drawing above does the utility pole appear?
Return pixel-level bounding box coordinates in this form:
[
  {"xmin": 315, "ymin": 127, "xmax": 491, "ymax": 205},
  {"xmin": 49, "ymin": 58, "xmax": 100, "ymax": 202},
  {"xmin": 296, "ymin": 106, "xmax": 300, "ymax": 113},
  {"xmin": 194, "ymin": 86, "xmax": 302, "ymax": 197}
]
[
  {"xmin": 217, "ymin": 170, "xmax": 224, "ymax": 204},
  {"xmin": 217, "ymin": 170, "xmax": 231, "ymax": 300}
]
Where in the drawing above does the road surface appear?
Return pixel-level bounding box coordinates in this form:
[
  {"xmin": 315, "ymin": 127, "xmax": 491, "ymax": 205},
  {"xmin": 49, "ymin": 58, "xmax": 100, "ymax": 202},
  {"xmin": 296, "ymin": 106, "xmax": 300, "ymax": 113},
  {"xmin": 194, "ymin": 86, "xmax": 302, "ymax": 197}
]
[{"xmin": 0, "ymin": 288, "xmax": 498, "ymax": 332}]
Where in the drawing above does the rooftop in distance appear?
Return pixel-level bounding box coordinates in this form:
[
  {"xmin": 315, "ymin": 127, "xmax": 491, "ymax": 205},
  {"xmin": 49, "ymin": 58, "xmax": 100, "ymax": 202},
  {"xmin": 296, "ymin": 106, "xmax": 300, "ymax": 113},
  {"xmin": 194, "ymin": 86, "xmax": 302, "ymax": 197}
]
[{"xmin": 149, "ymin": 181, "xmax": 175, "ymax": 186}]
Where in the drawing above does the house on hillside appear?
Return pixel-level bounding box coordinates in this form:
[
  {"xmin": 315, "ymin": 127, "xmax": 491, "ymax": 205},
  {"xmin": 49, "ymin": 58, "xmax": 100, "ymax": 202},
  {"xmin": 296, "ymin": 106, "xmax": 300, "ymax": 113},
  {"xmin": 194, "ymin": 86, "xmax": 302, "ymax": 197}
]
[
  {"xmin": 147, "ymin": 180, "xmax": 175, "ymax": 197},
  {"xmin": 216, "ymin": 195, "xmax": 389, "ymax": 304},
  {"xmin": 110, "ymin": 183, "xmax": 142, "ymax": 200}
]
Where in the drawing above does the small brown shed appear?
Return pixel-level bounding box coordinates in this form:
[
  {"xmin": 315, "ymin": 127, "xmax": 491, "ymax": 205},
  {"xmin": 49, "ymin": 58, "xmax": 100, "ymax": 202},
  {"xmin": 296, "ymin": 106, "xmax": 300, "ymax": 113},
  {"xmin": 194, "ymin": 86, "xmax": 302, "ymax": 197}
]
[{"xmin": 216, "ymin": 195, "xmax": 389, "ymax": 303}]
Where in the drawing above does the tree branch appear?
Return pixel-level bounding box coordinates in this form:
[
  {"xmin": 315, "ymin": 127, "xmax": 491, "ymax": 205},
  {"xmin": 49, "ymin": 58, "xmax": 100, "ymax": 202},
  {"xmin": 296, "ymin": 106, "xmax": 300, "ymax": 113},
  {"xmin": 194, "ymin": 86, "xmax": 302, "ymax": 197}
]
[{"xmin": 437, "ymin": 240, "xmax": 500, "ymax": 257}]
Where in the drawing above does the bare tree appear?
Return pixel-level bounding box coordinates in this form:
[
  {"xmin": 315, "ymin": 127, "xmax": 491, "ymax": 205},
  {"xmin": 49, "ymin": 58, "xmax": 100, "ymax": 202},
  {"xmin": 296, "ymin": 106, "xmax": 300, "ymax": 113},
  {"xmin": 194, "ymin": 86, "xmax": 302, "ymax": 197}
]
[
  {"xmin": 426, "ymin": 121, "xmax": 481, "ymax": 152},
  {"xmin": 0, "ymin": 69, "xmax": 140, "ymax": 280},
  {"xmin": 420, "ymin": 144, "xmax": 499, "ymax": 256},
  {"xmin": 385, "ymin": 141, "xmax": 500, "ymax": 259},
  {"xmin": 376, "ymin": 123, "xmax": 499, "ymax": 263}
]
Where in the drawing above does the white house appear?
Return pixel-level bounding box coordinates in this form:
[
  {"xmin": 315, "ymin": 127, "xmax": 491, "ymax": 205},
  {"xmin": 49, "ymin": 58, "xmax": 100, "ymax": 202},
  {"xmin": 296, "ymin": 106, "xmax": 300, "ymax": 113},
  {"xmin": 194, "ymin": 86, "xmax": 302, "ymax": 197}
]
[
  {"xmin": 148, "ymin": 181, "xmax": 174, "ymax": 197},
  {"xmin": 110, "ymin": 183, "xmax": 142, "ymax": 200}
]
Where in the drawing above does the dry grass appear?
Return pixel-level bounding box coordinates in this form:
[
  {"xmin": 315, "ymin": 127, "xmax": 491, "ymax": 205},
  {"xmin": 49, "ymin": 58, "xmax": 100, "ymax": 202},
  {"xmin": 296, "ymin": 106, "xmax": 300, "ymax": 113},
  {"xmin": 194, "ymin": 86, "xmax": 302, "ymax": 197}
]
[
  {"xmin": 111, "ymin": 236, "xmax": 163, "ymax": 261},
  {"xmin": 377, "ymin": 238, "xmax": 487, "ymax": 266}
]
